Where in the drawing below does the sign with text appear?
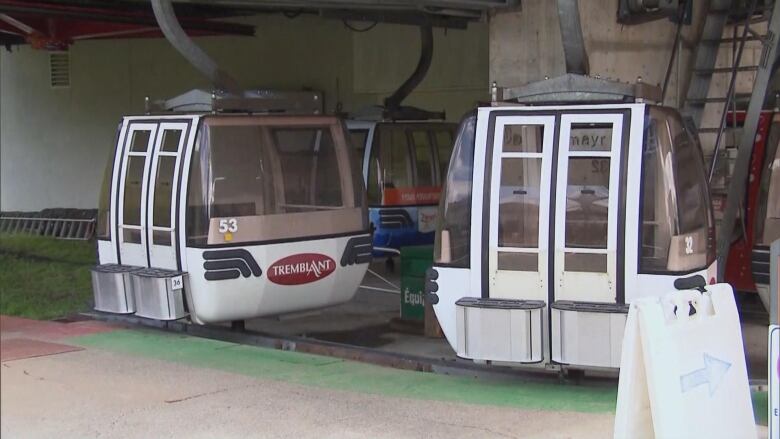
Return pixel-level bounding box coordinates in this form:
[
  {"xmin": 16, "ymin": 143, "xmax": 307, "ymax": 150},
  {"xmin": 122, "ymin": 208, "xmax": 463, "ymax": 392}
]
[
  {"xmin": 570, "ymin": 124, "xmax": 613, "ymax": 152},
  {"xmin": 382, "ymin": 187, "xmax": 441, "ymax": 206}
]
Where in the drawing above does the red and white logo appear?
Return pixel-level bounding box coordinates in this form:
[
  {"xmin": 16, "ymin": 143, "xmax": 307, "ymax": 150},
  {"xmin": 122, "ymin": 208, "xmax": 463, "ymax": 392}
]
[{"xmin": 267, "ymin": 253, "xmax": 336, "ymax": 285}]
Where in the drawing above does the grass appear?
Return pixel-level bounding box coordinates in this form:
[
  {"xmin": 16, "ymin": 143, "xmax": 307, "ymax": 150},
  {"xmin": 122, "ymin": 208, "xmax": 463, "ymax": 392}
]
[{"xmin": 0, "ymin": 234, "xmax": 95, "ymax": 319}]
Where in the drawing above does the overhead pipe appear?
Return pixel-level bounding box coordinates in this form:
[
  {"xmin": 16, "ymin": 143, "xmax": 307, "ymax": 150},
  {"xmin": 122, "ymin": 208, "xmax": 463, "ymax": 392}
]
[
  {"xmin": 151, "ymin": 0, "xmax": 241, "ymax": 94},
  {"xmin": 383, "ymin": 22, "xmax": 434, "ymax": 112},
  {"xmin": 556, "ymin": 0, "xmax": 590, "ymax": 75}
]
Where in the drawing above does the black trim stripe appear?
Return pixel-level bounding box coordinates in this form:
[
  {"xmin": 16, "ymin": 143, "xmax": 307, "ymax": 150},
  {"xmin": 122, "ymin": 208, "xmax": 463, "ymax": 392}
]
[
  {"xmin": 378, "ymin": 208, "xmax": 413, "ymax": 229},
  {"xmin": 143, "ymin": 125, "xmax": 163, "ymax": 266},
  {"xmin": 340, "ymin": 235, "xmax": 373, "ymax": 266},
  {"xmin": 203, "ymin": 259, "xmax": 253, "ymax": 277},
  {"xmin": 203, "ymin": 249, "xmax": 262, "ymax": 277},
  {"xmin": 204, "ymin": 270, "xmax": 241, "ymax": 281},
  {"xmin": 615, "ymin": 109, "xmax": 632, "ymax": 304},
  {"xmin": 480, "ymin": 112, "xmax": 499, "ymax": 298},
  {"xmin": 547, "ymin": 114, "xmax": 562, "ymax": 357}
]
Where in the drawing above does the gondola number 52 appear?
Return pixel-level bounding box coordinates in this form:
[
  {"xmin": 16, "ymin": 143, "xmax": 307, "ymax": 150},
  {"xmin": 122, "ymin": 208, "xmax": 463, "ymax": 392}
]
[
  {"xmin": 219, "ymin": 218, "xmax": 238, "ymax": 233},
  {"xmin": 684, "ymin": 236, "xmax": 694, "ymax": 255}
]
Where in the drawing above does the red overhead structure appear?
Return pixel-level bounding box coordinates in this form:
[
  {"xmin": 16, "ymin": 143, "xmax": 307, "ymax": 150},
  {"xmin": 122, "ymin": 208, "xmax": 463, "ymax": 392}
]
[{"xmin": 0, "ymin": 0, "xmax": 254, "ymax": 50}]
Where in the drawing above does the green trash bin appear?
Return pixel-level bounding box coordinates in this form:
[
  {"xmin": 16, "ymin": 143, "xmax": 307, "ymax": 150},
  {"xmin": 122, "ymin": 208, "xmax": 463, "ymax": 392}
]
[{"xmin": 400, "ymin": 245, "xmax": 433, "ymax": 321}]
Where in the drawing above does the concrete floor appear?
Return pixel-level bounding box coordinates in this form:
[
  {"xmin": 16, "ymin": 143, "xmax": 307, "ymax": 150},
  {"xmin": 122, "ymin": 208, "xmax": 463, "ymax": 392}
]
[
  {"xmin": 1, "ymin": 309, "xmax": 772, "ymax": 439},
  {"xmin": 1, "ymin": 316, "xmax": 620, "ymax": 439},
  {"xmin": 1, "ymin": 349, "xmax": 616, "ymax": 439}
]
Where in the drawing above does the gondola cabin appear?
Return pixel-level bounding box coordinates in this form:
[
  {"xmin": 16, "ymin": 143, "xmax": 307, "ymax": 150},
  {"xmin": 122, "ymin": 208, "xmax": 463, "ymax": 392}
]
[
  {"xmin": 752, "ymin": 112, "xmax": 780, "ymax": 304},
  {"xmin": 92, "ymin": 90, "xmax": 372, "ymax": 324},
  {"xmin": 712, "ymin": 111, "xmax": 777, "ymax": 300},
  {"xmin": 347, "ymin": 118, "xmax": 457, "ymax": 255},
  {"xmin": 426, "ymin": 75, "xmax": 716, "ymax": 370}
]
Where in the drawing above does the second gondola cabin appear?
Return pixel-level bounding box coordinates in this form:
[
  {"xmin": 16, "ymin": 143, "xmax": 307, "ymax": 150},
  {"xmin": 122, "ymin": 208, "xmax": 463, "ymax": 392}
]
[
  {"xmin": 426, "ymin": 75, "xmax": 717, "ymax": 370},
  {"xmin": 92, "ymin": 90, "xmax": 372, "ymax": 324},
  {"xmin": 347, "ymin": 110, "xmax": 457, "ymax": 255}
]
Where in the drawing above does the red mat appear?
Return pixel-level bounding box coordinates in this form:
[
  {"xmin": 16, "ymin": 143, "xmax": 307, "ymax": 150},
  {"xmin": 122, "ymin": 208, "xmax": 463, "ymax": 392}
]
[
  {"xmin": 0, "ymin": 315, "xmax": 118, "ymax": 339},
  {"xmin": 1, "ymin": 338, "xmax": 84, "ymax": 362}
]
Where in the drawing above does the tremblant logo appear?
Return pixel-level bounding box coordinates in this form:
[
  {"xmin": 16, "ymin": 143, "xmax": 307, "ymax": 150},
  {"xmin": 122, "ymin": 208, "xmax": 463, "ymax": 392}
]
[{"xmin": 267, "ymin": 253, "xmax": 336, "ymax": 285}]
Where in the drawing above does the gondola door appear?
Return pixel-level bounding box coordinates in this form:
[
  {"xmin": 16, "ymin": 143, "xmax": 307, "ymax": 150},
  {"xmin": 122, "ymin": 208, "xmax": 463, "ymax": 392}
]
[
  {"xmin": 146, "ymin": 123, "xmax": 188, "ymax": 270},
  {"xmin": 552, "ymin": 114, "xmax": 623, "ymax": 304},
  {"xmin": 117, "ymin": 123, "xmax": 158, "ymax": 267},
  {"xmin": 487, "ymin": 115, "xmax": 556, "ymax": 302}
]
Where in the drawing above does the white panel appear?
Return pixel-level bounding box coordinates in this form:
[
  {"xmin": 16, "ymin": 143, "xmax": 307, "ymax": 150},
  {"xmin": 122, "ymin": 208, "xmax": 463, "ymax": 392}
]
[
  {"xmin": 509, "ymin": 308, "xmax": 530, "ymax": 361},
  {"xmin": 432, "ymin": 266, "xmax": 472, "ymax": 352},
  {"xmin": 622, "ymin": 106, "xmax": 645, "ymax": 303},
  {"xmin": 456, "ymin": 305, "xmax": 467, "ymax": 357},
  {"xmin": 609, "ymin": 313, "xmax": 628, "ymax": 368},
  {"xmin": 185, "ymin": 235, "xmax": 368, "ymax": 323},
  {"xmin": 553, "ymin": 309, "xmax": 628, "ymax": 368},
  {"xmin": 456, "ymin": 305, "xmax": 542, "ymax": 363},
  {"xmin": 97, "ymin": 239, "xmax": 117, "ymax": 265}
]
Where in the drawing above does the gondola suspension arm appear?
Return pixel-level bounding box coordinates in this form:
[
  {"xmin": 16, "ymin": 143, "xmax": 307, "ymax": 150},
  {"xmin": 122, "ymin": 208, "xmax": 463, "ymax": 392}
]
[{"xmin": 151, "ymin": 0, "xmax": 241, "ymax": 95}]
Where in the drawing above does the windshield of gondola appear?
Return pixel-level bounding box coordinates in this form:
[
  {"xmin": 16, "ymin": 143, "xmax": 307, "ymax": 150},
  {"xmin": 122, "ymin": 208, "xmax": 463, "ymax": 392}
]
[
  {"xmin": 187, "ymin": 116, "xmax": 366, "ymax": 246},
  {"xmin": 434, "ymin": 114, "xmax": 476, "ymax": 267},
  {"xmin": 639, "ymin": 107, "xmax": 714, "ymax": 273}
]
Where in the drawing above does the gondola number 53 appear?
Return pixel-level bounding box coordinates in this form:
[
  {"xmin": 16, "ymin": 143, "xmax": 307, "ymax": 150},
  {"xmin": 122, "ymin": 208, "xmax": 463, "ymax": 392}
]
[{"xmin": 219, "ymin": 218, "xmax": 238, "ymax": 233}]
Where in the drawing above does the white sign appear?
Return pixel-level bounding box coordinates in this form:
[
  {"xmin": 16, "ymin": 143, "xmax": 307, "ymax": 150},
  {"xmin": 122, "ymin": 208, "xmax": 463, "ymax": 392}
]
[
  {"xmin": 614, "ymin": 284, "xmax": 756, "ymax": 439},
  {"xmin": 170, "ymin": 275, "xmax": 183, "ymax": 291},
  {"xmin": 771, "ymin": 325, "xmax": 779, "ymax": 439}
]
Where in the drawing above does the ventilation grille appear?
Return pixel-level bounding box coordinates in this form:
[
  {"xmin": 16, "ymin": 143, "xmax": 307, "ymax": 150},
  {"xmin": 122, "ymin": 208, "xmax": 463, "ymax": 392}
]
[{"xmin": 49, "ymin": 51, "xmax": 70, "ymax": 88}]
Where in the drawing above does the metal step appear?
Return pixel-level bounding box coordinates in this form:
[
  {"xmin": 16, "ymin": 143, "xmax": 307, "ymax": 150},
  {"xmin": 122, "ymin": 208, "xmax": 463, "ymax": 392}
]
[
  {"xmin": 694, "ymin": 65, "xmax": 759, "ymax": 75},
  {"xmin": 682, "ymin": 0, "xmax": 746, "ymax": 126},
  {"xmin": 700, "ymin": 35, "xmax": 764, "ymax": 44},
  {"xmin": 686, "ymin": 93, "xmax": 753, "ymax": 105}
]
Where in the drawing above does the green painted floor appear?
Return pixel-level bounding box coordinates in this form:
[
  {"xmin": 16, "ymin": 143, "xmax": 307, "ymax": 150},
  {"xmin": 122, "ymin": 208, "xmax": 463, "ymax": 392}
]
[{"xmin": 68, "ymin": 329, "xmax": 769, "ymax": 422}]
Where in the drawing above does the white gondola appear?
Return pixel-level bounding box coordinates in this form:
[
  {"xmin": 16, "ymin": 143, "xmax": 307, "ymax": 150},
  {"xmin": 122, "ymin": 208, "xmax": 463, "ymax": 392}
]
[
  {"xmin": 426, "ymin": 75, "xmax": 717, "ymax": 370},
  {"xmin": 92, "ymin": 90, "xmax": 372, "ymax": 324}
]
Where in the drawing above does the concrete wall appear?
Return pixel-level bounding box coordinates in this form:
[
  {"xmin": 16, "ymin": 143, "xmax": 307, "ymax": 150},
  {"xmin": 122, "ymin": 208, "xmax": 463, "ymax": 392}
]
[
  {"xmin": 0, "ymin": 15, "xmax": 488, "ymax": 212},
  {"xmin": 487, "ymin": 1, "xmax": 778, "ymax": 155},
  {"xmin": 488, "ymin": 1, "xmax": 704, "ymax": 109}
]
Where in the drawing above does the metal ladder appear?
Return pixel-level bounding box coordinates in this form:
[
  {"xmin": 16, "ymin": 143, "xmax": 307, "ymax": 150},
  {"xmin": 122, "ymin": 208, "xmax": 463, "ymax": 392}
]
[
  {"xmin": 682, "ymin": 0, "xmax": 780, "ymax": 280},
  {"xmin": 0, "ymin": 215, "xmax": 95, "ymax": 240}
]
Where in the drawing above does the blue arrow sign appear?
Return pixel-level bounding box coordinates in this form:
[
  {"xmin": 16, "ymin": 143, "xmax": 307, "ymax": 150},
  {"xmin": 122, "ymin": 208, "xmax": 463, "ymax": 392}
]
[{"xmin": 679, "ymin": 353, "xmax": 732, "ymax": 396}]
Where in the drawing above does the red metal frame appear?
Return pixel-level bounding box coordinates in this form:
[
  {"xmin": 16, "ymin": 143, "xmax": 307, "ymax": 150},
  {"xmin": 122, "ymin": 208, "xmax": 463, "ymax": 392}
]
[
  {"xmin": 0, "ymin": 0, "xmax": 253, "ymax": 50},
  {"xmin": 723, "ymin": 110, "xmax": 774, "ymax": 293}
]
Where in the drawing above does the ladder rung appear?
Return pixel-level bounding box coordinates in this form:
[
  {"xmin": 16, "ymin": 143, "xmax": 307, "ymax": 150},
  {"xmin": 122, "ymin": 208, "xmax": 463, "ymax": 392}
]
[{"xmin": 694, "ymin": 65, "xmax": 759, "ymax": 74}]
